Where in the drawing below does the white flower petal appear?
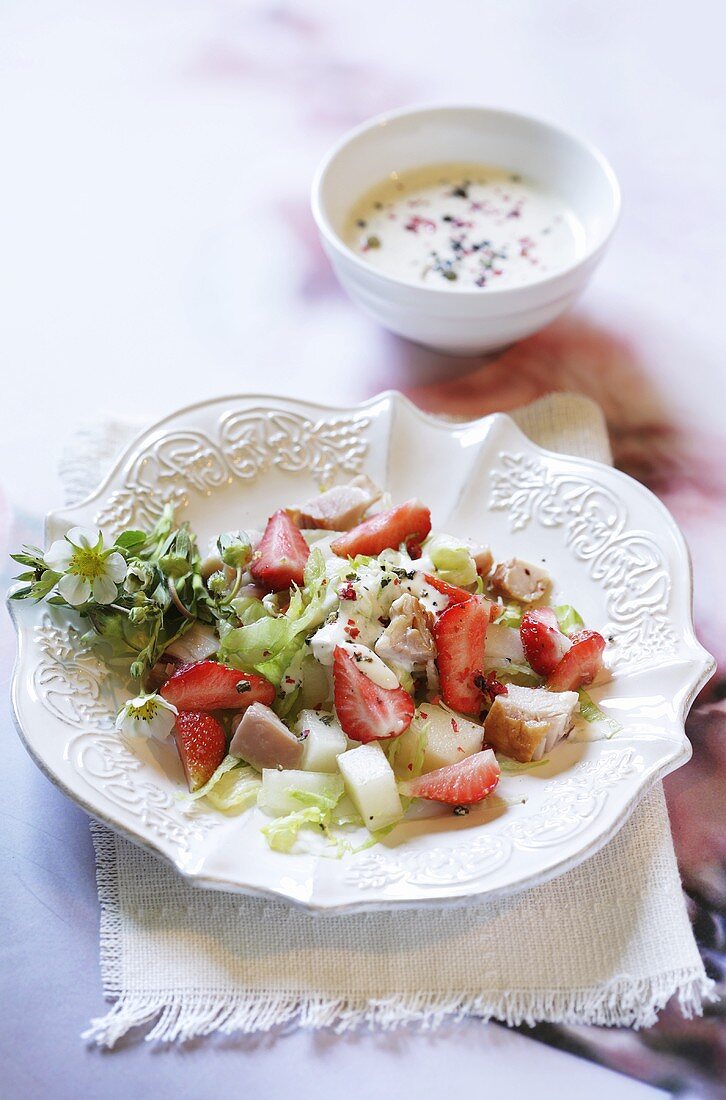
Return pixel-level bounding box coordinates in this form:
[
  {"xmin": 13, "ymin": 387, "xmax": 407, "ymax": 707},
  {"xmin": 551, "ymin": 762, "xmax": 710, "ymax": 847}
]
[
  {"xmin": 116, "ymin": 693, "xmax": 178, "ymax": 742},
  {"xmin": 92, "ymin": 574, "xmax": 118, "ymax": 604},
  {"xmin": 58, "ymin": 573, "xmax": 91, "ymax": 606},
  {"xmin": 104, "ymin": 552, "xmax": 127, "ymax": 583},
  {"xmin": 43, "ymin": 540, "xmax": 73, "ymax": 572},
  {"xmin": 66, "ymin": 526, "xmax": 102, "ymax": 549}
]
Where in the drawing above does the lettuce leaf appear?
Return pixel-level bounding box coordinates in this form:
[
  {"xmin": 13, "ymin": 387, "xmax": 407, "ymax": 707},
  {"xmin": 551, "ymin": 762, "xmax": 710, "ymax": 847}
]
[
  {"xmin": 495, "ymin": 602, "xmax": 523, "ymax": 629},
  {"xmin": 555, "ymin": 604, "xmax": 585, "ymax": 634},
  {"xmin": 218, "ymin": 549, "xmax": 335, "ymax": 686},
  {"xmin": 498, "ymin": 756, "xmax": 550, "ymax": 774},
  {"xmin": 230, "ymin": 594, "xmax": 269, "ymax": 626},
  {"xmin": 425, "ymin": 534, "xmax": 478, "ymax": 587},
  {"xmin": 262, "ymin": 806, "xmax": 328, "ymax": 852},
  {"xmin": 578, "ymin": 689, "xmax": 622, "ymax": 737},
  {"xmin": 489, "ymin": 662, "xmax": 542, "ymax": 687},
  {"xmin": 330, "ymin": 795, "xmax": 364, "ymax": 828},
  {"xmin": 289, "ymin": 787, "xmax": 342, "ymax": 813},
  {"xmin": 184, "ymin": 755, "xmax": 261, "ymax": 813}
]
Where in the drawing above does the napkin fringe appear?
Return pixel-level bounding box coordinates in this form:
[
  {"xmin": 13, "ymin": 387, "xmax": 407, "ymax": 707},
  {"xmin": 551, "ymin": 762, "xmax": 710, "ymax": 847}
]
[
  {"xmin": 82, "ymin": 975, "xmax": 715, "ymax": 1048},
  {"xmin": 86, "ymin": 823, "xmax": 714, "ymax": 1048}
]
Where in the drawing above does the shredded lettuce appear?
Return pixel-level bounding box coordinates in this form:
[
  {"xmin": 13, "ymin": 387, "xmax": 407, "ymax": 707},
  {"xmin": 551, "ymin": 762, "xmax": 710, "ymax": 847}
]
[
  {"xmin": 260, "ymin": 785, "xmax": 392, "ymax": 856},
  {"xmin": 289, "ymin": 787, "xmax": 342, "ymax": 813},
  {"xmin": 262, "ymin": 807, "xmax": 328, "ymax": 852},
  {"xmin": 425, "ymin": 534, "xmax": 478, "ymax": 587},
  {"xmin": 229, "ymin": 594, "xmax": 269, "ymax": 625},
  {"xmin": 330, "ymin": 796, "xmax": 364, "ymax": 828},
  {"xmin": 218, "ymin": 549, "xmax": 336, "ymax": 686},
  {"xmin": 386, "ymin": 716, "xmax": 429, "ymax": 778},
  {"xmin": 184, "ymin": 755, "xmax": 261, "ymax": 813},
  {"xmin": 578, "ymin": 689, "xmax": 622, "ymax": 737},
  {"xmin": 495, "ymin": 602, "xmax": 523, "ymax": 629},
  {"xmin": 555, "ymin": 604, "xmax": 585, "ymax": 635},
  {"xmin": 490, "ymin": 662, "xmax": 542, "ymax": 687},
  {"xmin": 387, "ymin": 661, "xmax": 414, "ymax": 694},
  {"xmin": 275, "ymin": 685, "xmax": 303, "ymax": 721},
  {"xmin": 206, "ymin": 766, "xmax": 261, "ymax": 812},
  {"xmin": 498, "ymin": 756, "xmax": 550, "ymax": 774}
]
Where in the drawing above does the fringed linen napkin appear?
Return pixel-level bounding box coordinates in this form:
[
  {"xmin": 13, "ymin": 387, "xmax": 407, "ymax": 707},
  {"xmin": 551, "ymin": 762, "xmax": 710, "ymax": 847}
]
[{"xmin": 58, "ymin": 394, "xmax": 712, "ymax": 1046}]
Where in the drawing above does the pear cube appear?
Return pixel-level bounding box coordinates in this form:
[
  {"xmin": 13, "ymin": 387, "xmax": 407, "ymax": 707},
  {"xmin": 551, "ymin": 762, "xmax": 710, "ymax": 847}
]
[
  {"xmin": 337, "ymin": 742, "xmax": 403, "ymax": 833},
  {"xmin": 295, "ymin": 710, "xmax": 347, "ymax": 772}
]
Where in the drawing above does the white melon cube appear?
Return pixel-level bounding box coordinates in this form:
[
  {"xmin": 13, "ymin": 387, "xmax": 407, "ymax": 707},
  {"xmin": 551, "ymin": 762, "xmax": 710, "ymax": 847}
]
[
  {"xmin": 295, "ymin": 710, "xmax": 348, "ymax": 772},
  {"xmin": 258, "ymin": 769, "xmax": 344, "ymax": 816},
  {"xmin": 337, "ymin": 742, "xmax": 403, "ymax": 833},
  {"xmin": 390, "ymin": 704, "xmax": 484, "ymax": 777}
]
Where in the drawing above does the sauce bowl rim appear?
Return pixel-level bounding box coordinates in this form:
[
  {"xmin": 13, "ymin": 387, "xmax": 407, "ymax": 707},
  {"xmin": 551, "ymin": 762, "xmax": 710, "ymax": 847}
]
[{"xmin": 310, "ymin": 102, "xmax": 621, "ymax": 300}]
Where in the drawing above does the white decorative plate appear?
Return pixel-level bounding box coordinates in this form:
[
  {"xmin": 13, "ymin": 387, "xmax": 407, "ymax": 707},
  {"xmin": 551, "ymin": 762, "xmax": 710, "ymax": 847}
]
[{"xmin": 8, "ymin": 393, "xmax": 714, "ymax": 912}]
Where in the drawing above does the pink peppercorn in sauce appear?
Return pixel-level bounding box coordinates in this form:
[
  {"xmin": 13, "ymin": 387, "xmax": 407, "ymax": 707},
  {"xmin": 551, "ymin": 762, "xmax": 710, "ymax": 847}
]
[{"xmin": 344, "ymin": 162, "xmax": 585, "ymax": 290}]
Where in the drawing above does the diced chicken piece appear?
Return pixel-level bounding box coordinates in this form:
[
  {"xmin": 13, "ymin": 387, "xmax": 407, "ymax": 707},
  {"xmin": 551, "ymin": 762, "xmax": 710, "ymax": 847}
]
[
  {"xmin": 258, "ymin": 769, "xmax": 344, "ymax": 816},
  {"xmin": 391, "ymin": 703, "xmax": 484, "ymax": 777},
  {"xmin": 164, "ymin": 622, "xmax": 219, "ymax": 664},
  {"xmin": 295, "ymin": 710, "xmax": 348, "ymax": 771},
  {"xmin": 291, "ymin": 475, "xmax": 382, "ymax": 531},
  {"xmin": 484, "ymin": 684, "xmax": 578, "ymax": 763},
  {"xmin": 490, "ymin": 558, "xmax": 551, "ymax": 604},
  {"xmin": 230, "ymin": 702, "xmax": 303, "ymax": 771},
  {"xmin": 146, "ymin": 623, "xmax": 224, "ymax": 707},
  {"xmin": 472, "ymin": 545, "xmax": 494, "ymax": 576},
  {"xmin": 145, "ymin": 654, "xmax": 183, "ymax": 692},
  {"xmin": 338, "ymin": 742, "xmax": 403, "ymax": 832},
  {"xmin": 374, "ymin": 594, "xmax": 436, "ymax": 672}
]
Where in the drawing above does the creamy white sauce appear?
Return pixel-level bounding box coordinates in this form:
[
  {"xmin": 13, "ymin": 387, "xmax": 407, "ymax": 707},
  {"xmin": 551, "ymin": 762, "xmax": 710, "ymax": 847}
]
[{"xmin": 345, "ymin": 162, "xmax": 585, "ymax": 290}]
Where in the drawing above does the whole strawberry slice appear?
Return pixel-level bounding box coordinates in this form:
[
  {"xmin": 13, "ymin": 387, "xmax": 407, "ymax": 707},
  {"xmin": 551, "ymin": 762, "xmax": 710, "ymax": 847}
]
[
  {"xmin": 250, "ymin": 509, "xmax": 310, "ymax": 591},
  {"xmin": 546, "ymin": 629, "xmax": 605, "ymax": 692},
  {"xmin": 434, "ymin": 594, "xmax": 493, "ymax": 715},
  {"xmin": 423, "ymin": 573, "xmax": 472, "ymax": 605},
  {"xmin": 161, "ymin": 660, "xmax": 275, "ymax": 711},
  {"xmin": 331, "ymin": 500, "xmax": 431, "ymax": 559},
  {"xmin": 174, "ymin": 711, "xmax": 227, "ymax": 792},
  {"xmin": 400, "ymin": 749, "xmax": 500, "ymax": 805},
  {"xmin": 520, "ymin": 607, "xmax": 571, "ymax": 676},
  {"xmin": 333, "ymin": 645, "xmax": 414, "ymax": 742}
]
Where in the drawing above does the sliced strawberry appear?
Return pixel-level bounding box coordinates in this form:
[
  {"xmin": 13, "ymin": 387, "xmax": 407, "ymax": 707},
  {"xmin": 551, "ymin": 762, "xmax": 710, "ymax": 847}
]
[
  {"xmin": 250, "ymin": 509, "xmax": 310, "ymax": 591},
  {"xmin": 174, "ymin": 711, "xmax": 227, "ymax": 792},
  {"xmin": 423, "ymin": 572, "xmax": 472, "ymax": 605},
  {"xmin": 546, "ymin": 630, "xmax": 606, "ymax": 692},
  {"xmin": 331, "ymin": 499, "xmax": 432, "ymax": 559},
  {"xmin": 161, "ymin": 660, "xmax": 275, "ymax": 711},
  {"xmin": 400, "ymin": 749, "xmax": 500, "ymax": 805},
  {"xmin": 333, "ymin": 645, "xmax": 414, "ymax": 742},
  {"xmin": 434, "ymin": 594, "xmax": 493, "ymax": 715},
  {"xmin": 520, "ymin": 607, "xmax": 571, "ymax": 677}
]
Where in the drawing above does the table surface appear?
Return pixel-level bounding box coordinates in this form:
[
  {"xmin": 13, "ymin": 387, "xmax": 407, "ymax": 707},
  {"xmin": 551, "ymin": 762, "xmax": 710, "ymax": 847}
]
[{"xmin": 2, "ymin": 1, "xmax": 724, "ymax": 1097}]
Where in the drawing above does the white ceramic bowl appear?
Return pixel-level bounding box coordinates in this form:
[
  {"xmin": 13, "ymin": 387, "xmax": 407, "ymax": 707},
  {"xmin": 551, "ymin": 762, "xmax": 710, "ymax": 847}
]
[{"xmin": 311, "ymin": 105, "xmax": 620, "ymax": 355}]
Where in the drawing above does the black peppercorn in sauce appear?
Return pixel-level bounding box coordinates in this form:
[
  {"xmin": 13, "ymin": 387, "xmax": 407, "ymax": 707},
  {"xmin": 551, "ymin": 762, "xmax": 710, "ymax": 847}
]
[{"xmin": 344, "ymin": 162, "xmax": 584, "ymax": 290}]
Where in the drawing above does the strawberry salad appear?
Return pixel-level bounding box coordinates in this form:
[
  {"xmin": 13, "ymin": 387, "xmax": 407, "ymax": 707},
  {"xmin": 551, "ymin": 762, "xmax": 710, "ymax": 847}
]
[{"xmin": 11, "ymin": 476, "xmax": 613, "ymax": 853}]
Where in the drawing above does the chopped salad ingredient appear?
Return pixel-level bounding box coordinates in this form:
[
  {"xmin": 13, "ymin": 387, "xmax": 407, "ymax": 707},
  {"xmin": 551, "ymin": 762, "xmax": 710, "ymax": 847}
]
[{"xmin": 174, "ymin": 711, "xmax": 227, "ymax": 792}]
